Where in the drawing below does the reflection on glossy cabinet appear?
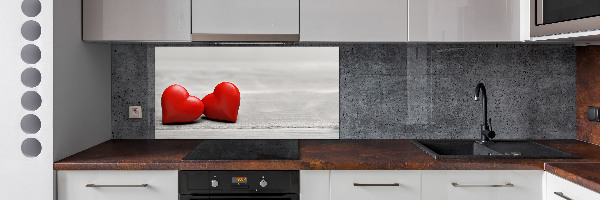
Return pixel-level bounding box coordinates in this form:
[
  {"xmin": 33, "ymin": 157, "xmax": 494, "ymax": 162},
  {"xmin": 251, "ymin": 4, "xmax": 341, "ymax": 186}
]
[
  {"xmin": 192, "ymin": 0, "xmax": 299, "ymax": 35},
  {"xmin": 82, "ymin": 0, "xmax": 191, "ymax": 41},
  {"xmin": 330, "ymin": 170, "xmax": 421, "ymax": 200},
  {"xmin": 545, "ymin": 172, "xmax": 600, "ymax": 200},
  {"xmin": 422, "ymin": 170, "xmax": 542, "ymax": 200},
  {"xmin": 409, "ymin": 0, "xmax": 529, "ymax": 42},
  {"xmin": 300, "ymin": 0, "xmax": 408, "ymax": 42}
]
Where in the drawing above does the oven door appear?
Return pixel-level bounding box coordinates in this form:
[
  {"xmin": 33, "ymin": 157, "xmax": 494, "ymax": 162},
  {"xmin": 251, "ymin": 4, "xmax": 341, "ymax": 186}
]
[{"xmin": 180, "ymin": 194, "xmax": 299, "ymax": 200}]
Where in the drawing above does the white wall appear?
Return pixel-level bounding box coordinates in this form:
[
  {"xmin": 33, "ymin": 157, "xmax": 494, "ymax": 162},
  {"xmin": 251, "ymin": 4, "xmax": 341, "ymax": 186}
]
[
  {"xmin": 0, "ymin": 0, "xmax": 54, "ymax": 199},
  {"xmin": 1, "ymin": 0, "xmax": 111, "ymax": 199},
  {"xmin": 53, "ymin": 0, "xmax": 111, "ymax": 162}
]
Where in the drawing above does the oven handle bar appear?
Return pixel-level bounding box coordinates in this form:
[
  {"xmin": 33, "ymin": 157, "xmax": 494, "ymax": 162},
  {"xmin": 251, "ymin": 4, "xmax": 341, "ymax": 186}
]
[{"xmin": 86, "ymin": 184, "xmax": 149, "ymax": 188}]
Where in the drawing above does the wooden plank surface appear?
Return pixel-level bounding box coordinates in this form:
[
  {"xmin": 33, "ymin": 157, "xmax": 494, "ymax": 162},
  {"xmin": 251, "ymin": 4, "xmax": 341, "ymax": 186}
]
[
  {"xmin": 155, "ymin": 47, "xmax": 339, "ymax": 139},
  {"xmin": 54, "ymin": 139, "xmax": 600, "ymax": 170}
]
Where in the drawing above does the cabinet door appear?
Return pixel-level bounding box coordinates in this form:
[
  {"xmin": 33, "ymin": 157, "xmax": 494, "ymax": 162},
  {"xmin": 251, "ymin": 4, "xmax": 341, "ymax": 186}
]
[
  {"xmin": 300, "ymin": 170, "xmax": 330, "ymax": 200},
  {"xmin": 422, "ymin": 170, "xmax": 542, "ymax": 200},
  {"xmin": 545, "ymin": 172, "xmax": 600, "ymax": 200},
  {"xmin": 83, "ymin": 0, "xmax": 191, "ymax": 41},
  {"xmin": 57, "ymin": 170, "xmax": 178, "ymax": 200},
  {"xmin": 409, "ymin": 0, "xmax": 529, "ymax": 42},
  {"xmin": 330, "ymin": 170, "xmax": 420, "ymax": 200},
  {"xmin": 192, "ymin": 0, "xmax": 299, "ymax": 34},
  {"xmin": 301, "ymin": 0, "xmax": 408, "ymax": 42}
]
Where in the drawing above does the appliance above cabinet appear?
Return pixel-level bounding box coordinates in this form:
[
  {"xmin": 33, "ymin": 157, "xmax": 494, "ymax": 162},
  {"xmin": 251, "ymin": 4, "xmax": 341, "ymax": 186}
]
[
  {"xmin": 191, "ymin": 0, "xmax": 300, "ymax": 42},
  {"xmin": 531, "ymin": 0, "xmax": 600, "ymax": 41}
]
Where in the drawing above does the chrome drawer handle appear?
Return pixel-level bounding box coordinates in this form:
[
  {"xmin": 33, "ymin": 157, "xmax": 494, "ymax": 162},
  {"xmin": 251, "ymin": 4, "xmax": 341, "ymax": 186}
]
[
  {"xmin": 452, "ymin": 183, "xmax": 514, "ymax": 188},
  {"xmin": 86, "ymin": 184, "xmax": 148, "ymax": 188},
  {"xmin": 353, "ymin": 183, "xmax": 400, "ymax": 186},
  {"xmin": 554, "ymin": 192, "xmax": 573, "ymax": 200}
]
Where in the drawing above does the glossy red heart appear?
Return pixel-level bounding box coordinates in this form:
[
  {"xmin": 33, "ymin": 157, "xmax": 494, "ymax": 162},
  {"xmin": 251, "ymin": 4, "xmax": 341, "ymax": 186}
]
[
  {"xmin": 202, "ymin": 82, "xmax": 240, "ymax": 122},
  {"xmin": 161, "ymin": 84, "xmax": 204, "ymax": 124}
]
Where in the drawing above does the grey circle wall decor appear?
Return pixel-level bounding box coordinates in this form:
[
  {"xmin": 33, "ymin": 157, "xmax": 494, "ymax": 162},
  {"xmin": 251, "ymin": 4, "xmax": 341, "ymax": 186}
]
[
  {"xmin": 21, "ymin": 138, "xmax": 42, "ymax": 157},
  {"xmin": 21, "ymin": 0, "xmax": 43, "ymax": 160},
  {"xmin": 20, "ymin": 114, "xmax": 41, "ymax": 134},
  {"xmin": 21, "ymin": 67, "xmax": 41, "ymax": 88},
  {"xmin": 21, "ymin": 44, "xmax": 41, "ymax": 64},
  {"xmin": 21, "ymin": 0, "xmax": 41, "ymax": 17},
  {"xmin": 21, "ymin": 20, "xmax": 41, "ymax": 41},
  {"xmin": 21, "ymin": 91, "xmax": 42, "ymax": 111}
]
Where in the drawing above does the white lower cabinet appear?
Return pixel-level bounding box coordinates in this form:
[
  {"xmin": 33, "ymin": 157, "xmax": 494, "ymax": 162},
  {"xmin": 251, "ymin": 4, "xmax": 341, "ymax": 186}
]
[
  {"xmin": 57, "ymin": 169, "xmax": 600, "ymax": 200},
  {"xmin": 422, "ymin": 170, "xmax": 543, "ymax": 200},
  {"xmin": 300, "ymin": 170, "xmax": 330, "ymax": 200},
  {"xmin": 330, "ymin": 170, "xmax": 421, "ymax": 200},
  {"xmin": 545, "ymin": 172, "xmax": 600, "ymax": 200},
  {"xmin": 57, "ymin": 170, "xmax": 178, "ymax": 200}
]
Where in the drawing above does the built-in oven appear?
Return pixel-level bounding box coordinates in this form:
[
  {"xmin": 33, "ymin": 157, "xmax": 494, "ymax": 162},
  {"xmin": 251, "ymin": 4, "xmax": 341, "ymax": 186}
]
[
  {"xmin": 531, "ymin": 0, "xmax": 600, "ymax": 37},
  {"xmin": 179, "ymin": 171, "xmax": 299, "ymax": 200}
]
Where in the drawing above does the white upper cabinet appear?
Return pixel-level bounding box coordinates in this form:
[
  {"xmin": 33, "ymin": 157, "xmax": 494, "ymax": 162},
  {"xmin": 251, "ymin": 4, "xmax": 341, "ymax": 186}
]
[
  {"xmin": 191, "ymin": 0, "xmax": 300, "ymax": 41},
  {"xmin": 83, "ymin": 0, "xmax": 191, "ymax": 41},
  {"xmin": 300, "ymin": 0, "xmax": 408, "ymax": 42},
  {"xmin": 409, "ymin": 0, "xmax": 530, "ymax": 42}
]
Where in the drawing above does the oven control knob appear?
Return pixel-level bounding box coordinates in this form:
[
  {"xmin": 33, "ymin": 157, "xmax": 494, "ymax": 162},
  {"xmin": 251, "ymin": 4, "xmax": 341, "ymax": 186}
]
[
  {"xmin": 211, "ymin": 180, "xmax": 219, "ymax": 188},
  {"xmin": 259, "ymin": 179, "xmax": 268, "ymax": 187}
]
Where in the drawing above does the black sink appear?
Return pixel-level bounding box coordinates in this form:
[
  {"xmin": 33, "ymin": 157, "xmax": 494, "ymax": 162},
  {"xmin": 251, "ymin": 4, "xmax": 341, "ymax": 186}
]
[{"xmin": 412, "ymin": 140, "xmax": 579, "ymax": 159}]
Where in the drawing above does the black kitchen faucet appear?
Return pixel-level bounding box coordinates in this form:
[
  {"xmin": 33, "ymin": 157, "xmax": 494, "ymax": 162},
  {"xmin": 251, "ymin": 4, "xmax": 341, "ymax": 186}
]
[{"xmin": 474, "ymin": 83, "xmax": 495, "ymax": 143}]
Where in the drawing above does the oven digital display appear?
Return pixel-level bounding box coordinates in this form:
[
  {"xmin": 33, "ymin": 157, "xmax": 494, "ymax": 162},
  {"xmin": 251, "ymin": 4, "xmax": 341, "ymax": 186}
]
[{"xmin": 232, "ymin": 177, "xmax": 247, "ymax": 184}]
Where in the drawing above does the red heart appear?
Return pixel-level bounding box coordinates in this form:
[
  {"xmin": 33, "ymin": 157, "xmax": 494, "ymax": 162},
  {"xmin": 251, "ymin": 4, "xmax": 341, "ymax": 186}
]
[
  {"xmin": 202, "ymin": 82, "xmax": 240, "ymax": 122},
  {"xmin": 161, "ymin": 84, "xmax": 204, "ymax": 124}
]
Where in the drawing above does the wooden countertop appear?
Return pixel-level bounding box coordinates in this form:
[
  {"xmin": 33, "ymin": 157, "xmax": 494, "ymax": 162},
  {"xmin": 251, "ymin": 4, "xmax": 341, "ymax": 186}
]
[
  {"xmin": 54, "ymin": 139, "xmax": 600, "ymax": 195},
  {"xmin": 54, "ymin": 139, "xmax": 600, "ymax": 171},
  {"xmin": 545, "ymin": 162, "xmax": 600, "ymax": 194}
]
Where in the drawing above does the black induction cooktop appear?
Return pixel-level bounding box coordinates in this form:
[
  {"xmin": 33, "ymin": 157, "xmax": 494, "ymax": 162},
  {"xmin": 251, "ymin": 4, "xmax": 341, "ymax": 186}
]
[{"xmin": 182, "ymin": 140, "xmax": 300, "ymax": 160}]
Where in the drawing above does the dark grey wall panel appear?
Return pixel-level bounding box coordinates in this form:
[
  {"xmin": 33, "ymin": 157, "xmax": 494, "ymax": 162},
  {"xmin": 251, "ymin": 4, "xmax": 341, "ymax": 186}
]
[
  {"xmin": 111, "ymin": 43, "xmax": 576, "ymax": 139},
  {"xmin": 112, "ymin": 44, "xmax": 155, "ymax": 139}
]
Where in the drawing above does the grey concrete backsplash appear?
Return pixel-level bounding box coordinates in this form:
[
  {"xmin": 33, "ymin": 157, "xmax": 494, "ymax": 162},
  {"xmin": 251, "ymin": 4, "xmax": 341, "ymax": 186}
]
[{"xmin": 112, "ymin": 43, "xmax": 576, "ymax": 139}]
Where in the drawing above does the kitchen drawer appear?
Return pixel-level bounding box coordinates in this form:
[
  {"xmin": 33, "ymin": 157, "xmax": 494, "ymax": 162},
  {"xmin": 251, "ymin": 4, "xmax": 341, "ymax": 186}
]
[
  {"xmin": 545, "ymin": 172, "xmax": 600, "ymax": 200},
  {"xmin": 57, "ymin": 170, "xmax": 178, "ymax": 200},
  {"xmin": 422, "ymin": 170, "xmax": 542, "ymax": 200},
  {"xmin": 330, "ymin": 170, "xmax": 421, "ymax": 200}
]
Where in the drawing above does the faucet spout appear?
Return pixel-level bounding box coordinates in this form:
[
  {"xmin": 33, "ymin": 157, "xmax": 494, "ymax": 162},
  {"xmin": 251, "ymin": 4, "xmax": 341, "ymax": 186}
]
[{"xmin": 474, "ymin": 83, "xmax": 495, "ymax": 142}]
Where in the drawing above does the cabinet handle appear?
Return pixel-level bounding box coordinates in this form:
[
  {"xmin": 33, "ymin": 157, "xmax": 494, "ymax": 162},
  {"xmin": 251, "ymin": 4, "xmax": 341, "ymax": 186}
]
[
  {"xmin": 353, "ymin": 183, "xmax": 400, "ymax": 186},
  {"xmin": 86, "ymin": 184, "xmax": 149, "ymax": 188},
  {"xmin": 554, "ymin": 192, "xmax": 573, "ymax": 200},
  {"xmin": 451, "ymin": 183, "xmax": 514, "ymax": 188}
]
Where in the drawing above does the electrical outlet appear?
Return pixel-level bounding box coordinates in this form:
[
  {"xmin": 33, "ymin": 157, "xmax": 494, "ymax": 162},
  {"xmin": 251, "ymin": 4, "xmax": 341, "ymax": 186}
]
[{"xmin": 129, "ymin": 106, "xmax": 142, "ymax": 118}]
